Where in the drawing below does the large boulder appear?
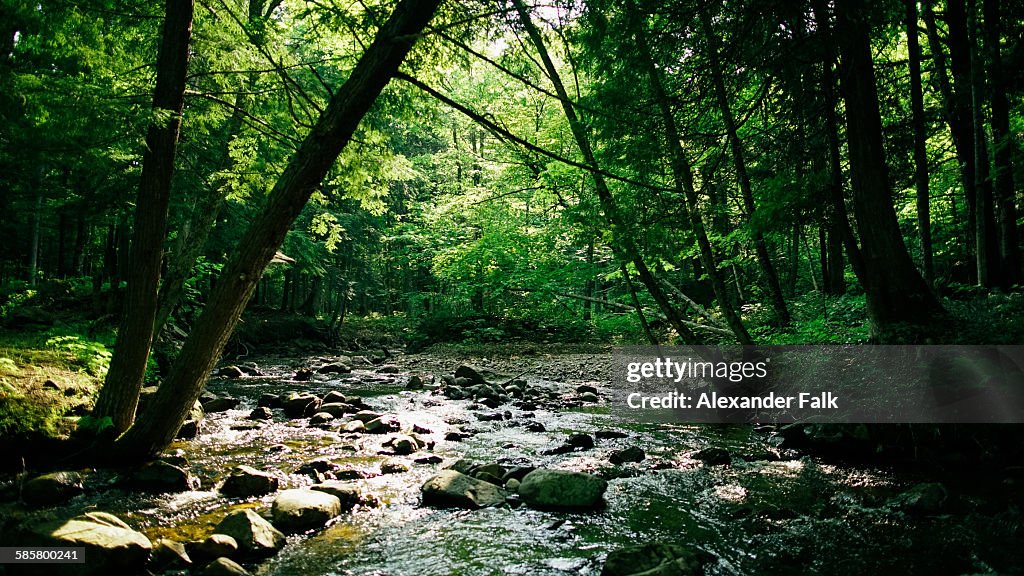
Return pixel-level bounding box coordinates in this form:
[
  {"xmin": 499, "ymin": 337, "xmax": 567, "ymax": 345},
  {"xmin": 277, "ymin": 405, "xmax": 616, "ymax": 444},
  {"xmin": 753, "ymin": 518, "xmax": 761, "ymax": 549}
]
[
  {"xmin": 202, "ymin": 396, "xmax": 240, "ymax": 413},
  {"xmin": 282, "ymin": 393, "xmax": 321, "ymax": 418},
  {"xmin": 122, "ymin": 460, "xmax": 199, "ymax": 493},
  {"xmin": 21, "ymin": 471, "xmax": 84, "ymax": 506},
  {"xmin": 309, "ymin": 481, "xmax": 363, "ymax": 511},
  {"xmin": 220, "ymin": 466, "xmax": 280, "ymax": 498},
  {"xmin": 213, "ymin": 509, "xmax": 285, "ymax": 558},
  {"xmin": 454, "ymin": 364, "xmax": 487, "ymax": 385},
  {"xmin": 421, "ymin": 470, "xmax": 506, "ymax": 509},
  {"xmin": 518, "ymin": 469, "xmax": 607, "ymax": 511},
  {"xmin": 271, "ymin": 489, "xmax": 342, "ymax": 533},
  {"xmin": 601, "ymin": 542, "xmax": 710, "ymax": 576},
  {"xmin": 190, "ymin": 533, "xmax": 238, "ymax": 563},
  {"xmin": 19, "ymin": 511, "xmax": 151, "ymax": 576}
]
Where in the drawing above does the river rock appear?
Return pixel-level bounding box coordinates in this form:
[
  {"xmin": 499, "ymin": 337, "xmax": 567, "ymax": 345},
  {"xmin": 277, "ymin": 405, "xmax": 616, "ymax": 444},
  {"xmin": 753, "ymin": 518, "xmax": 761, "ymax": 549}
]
[
  {"xmin": 21, "ymin": 511, "xmax": 151, "ymax": 576},
  {"xmin": 152, "ymin": 538, "xmax": 192, "ymax": 568},
  {"xmin": 215, "ymin": 365, "xmax": 246, "ymax": 379},
  {"xmin": 568, "ymin": 433, "xmax": 595, "ymax": 449},
  {"xmin": 380, "ymin": 460, "xmax": 410, "ymax": 474},
  {"xmin": 193, "ymin": 533, "xmax": 239, "ymax": 562},
  {"xmin": 248, "ymin": 407, "xmax": 273, "ymax": 420},
  {"xmin": 601, "ymin": 542, "xmax": 710, "ymax": 576},
  {"xmin": 385, "ymin": 434, "xmax": 420, "ymax": 455},
  {"xmin": 271, "ymin": 489, "xmax": 342, "ymax": 533},
  {"xmin": 692, "ymin": 447, "xmax": 731, "ymax": 466},
  {"xmin": 318, "ymin": 403, "xmax": 350, "ymax": 418},
  {"xmin": 524, "ymin": 421, "xmax": 546, "ymax": 433},
  {"xmin": 293, "ymin": 368, "xmax": 313, "ymax": 381},
  {"xmin": 610, "ymin": 447, "xmax": 646, "ymax": 465},
  {"xmin": 577, "ymin": 384, "xmax": 599, "ymax": 395},
  {"xmin": 21, "ymin": 471, "xmax": 84, "ymax": 506},
  {"xmin": 596, "ymin": 430, "xmax": 629, "ymax": 440},
  {"xmin": 214, "ymin": 509, "xmax": 285, "ymax": 558},
  {"xmin": 364, "ymin": 417, "xmax": 397, "ymax": 434},
  {"xmin": 123, "ymin": 459, "xmax": 199, "ymax": 493},
  {"xmin": 309, "ymin": 481, "xmax": 362, "ymax": 510},
  {"xmin": 421, "ymin": 470, "xmax": 506, "ymax": 509},
  {"xmin": 342, "ymin": 419, "xmax": 366, "ymax": 433},
  {"xmin": 220, "ymin": 465, "xmax": 280, "ymax": 497},
  {"xmin": 377, "ymin": 364, "xmax": 400, "ymax": 374},
  {"xmin": 317, "ymin": 362, "xmax": 351, "ymax": 374},
  {"xmin": 518, "ymin": 469, "xmax": 607, "ymax": 511},
  {"xmin": 454, "ymin": 364, "xmax": 487, "ymax": 384},
  {"xmin": 177, "ymin": 418, "xmax": 202, "ymax": 439},
  {"xmin": 283, "ymin": 393, "xmax": 321, "ymax": 418},
  {"xmin": 201, "ymin": 557, "xmax": 250, "ymax": 576},
  {"xmin": 309, "ymin": 412, "xmax": 335, "ymax": 426},
  {"xmin": 580, "ymin": 392, "xmax": 600, "ymax": 403},
  {"xmin": 203, "ymin": 396, "xmax": 240, "ymax": 413}
]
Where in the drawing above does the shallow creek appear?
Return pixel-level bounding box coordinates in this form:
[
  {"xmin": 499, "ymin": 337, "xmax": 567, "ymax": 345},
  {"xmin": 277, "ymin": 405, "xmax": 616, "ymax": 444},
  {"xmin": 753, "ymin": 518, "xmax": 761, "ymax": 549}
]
[{"xmin": 13, "ymin": 353, "xmax": 1024, "ymax": 575}]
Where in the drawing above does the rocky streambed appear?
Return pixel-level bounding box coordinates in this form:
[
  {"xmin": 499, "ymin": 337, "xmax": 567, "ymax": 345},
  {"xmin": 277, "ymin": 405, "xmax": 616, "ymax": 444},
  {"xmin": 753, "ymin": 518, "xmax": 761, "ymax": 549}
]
[{"xmin": 2, "ymin": 347, "xmax": 1022, "ymax": 576}]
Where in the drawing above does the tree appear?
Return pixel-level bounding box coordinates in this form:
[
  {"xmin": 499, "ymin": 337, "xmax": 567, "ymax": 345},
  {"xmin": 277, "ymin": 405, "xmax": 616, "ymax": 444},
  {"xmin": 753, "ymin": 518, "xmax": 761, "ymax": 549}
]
[
  {"xmin": 833, "ymin": 0, "xmax": 942, "ymax": 339},
  {"xmin": 92, "ymin": 0, "xmax": 196, "ymax": 434},
  {"xmin": 111, "ymin": 0, "xmax": 442, "ymax": 460}
]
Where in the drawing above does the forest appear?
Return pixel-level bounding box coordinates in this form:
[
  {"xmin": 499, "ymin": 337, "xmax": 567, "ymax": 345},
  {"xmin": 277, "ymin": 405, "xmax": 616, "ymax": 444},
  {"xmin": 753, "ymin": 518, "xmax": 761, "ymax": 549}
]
[{"xmin": 1, "ymin": 0, "xmax": 1023, "ymax": 574}]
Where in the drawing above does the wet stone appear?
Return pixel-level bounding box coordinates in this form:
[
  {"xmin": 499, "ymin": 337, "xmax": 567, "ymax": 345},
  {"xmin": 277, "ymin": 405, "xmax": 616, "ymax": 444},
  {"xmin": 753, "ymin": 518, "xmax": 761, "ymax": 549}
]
[
  {"xmin": 693, "ymin": 447, "xmax": 731, "ymax": 466},
  {"xmin": 247, "ymin": 407, "xmax": 273, "ymax": 420},
  {"xmin": 421, "ymin": 470, "xmax": 506, "ymax": 509},
  {"xmin": 220, "ymin": 465, "xmax": 280, "ymax": 498},
  {"xmin": 21, "ymin": 471, "xmax": 84, "ymax": 506},
  {"xmin": 609, "ymin": 447, "xmax": 646, "ymax": 465},
  {"xmin": 201, "ymin": 556, "xmax": 250, "ymax": 576},
  {"xmin": 271, "ymin": 489, "xmax": 343, "ymax": 534}
]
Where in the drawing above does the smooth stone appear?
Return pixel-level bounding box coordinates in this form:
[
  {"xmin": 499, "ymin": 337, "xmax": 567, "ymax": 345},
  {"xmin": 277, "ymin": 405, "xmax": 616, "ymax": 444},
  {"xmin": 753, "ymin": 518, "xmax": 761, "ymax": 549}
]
[
  {"xmin": 220, "ymin": 465, "xmax": 280, "ymax": 498},
  {"xmin": 518, "ymin": 469, "xmax": 607, "ymax": 511},
  {"xmin": 21, "ymin": 471, "xmax": 84, "ymax": 506},
  {"xmin": 421, "ymin": 470, "xmax": 505, "ymax": 509},
  {"xmin": 213, "ymin": 510, "xmax": 285, "ymax": 558},
  {"xmin": 122, "ymin": 460, "xmax": 199, "ymax": 493},
  {"xmin": 21, "ymin": 512, "xmax": 151, "ymax": 576},
  {"xmin": 201, "ymin": 557, "xmax": 250, "ymax": 576},
  {"xmin": 271, "ymin": 489, "xmax": 342, "ymax": 533},
  {"xmin": 609, "ymin": 447, "xmax": 646, "ymax": 465}
]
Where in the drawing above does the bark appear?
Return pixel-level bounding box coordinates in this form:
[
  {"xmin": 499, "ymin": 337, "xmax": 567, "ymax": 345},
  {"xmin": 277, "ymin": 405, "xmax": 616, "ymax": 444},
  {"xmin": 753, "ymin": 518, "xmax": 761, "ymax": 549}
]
[
  {"xmin": 834, "ymin": 0, "xmax": 942, "ymax": 339},
  {"xmin": 621, "ymin": 263, "xmax": 658, "ymax": 345},
  {"xmin": 512, "ymin": 0, "xmax": 702, "ymax": 344},
  {"xmin": 93, "ymin": 0, "xmax": 195, "ymax": 433},
  {"xmin": 812, "ymin": 0, "xmax": 866, "ymax": 286},
  {"xmin": 72, "ymin": 213, "xmax": 87, "ymax": 276},
  {"xmin": 939, "ymin": 0, "xmax": 980, "ymax": 276},
  {"xmin": 27, "ymin": 170, "xmax": 43, "ymax": 285},
  {"xmin": 968, "ymin": 0, "xmax": 998, "ymax": 286},
  {"xmin": 906, "ymin": 0, "xmax": 934, "ymax": 284},
  {"xmin": 113, "ymin": 0, "xmax": 441, "ymax": 460},
  {"xmin": 984, "ymin": 0, "xmax": 1020, "ymax": 286},
  {"xmin": 698, "ymin": 8, "xmax": 790, "ymax": 325},
  {"xmin": 629, "ymin": 8, "xmax": 752, "ymax": 344}
]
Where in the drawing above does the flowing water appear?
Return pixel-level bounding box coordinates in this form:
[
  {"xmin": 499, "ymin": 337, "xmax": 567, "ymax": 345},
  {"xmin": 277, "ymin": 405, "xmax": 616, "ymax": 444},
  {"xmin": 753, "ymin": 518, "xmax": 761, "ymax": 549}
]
[{"xmin": 7, "ymin": 352, "xmax": 1023, "ymax": 575}]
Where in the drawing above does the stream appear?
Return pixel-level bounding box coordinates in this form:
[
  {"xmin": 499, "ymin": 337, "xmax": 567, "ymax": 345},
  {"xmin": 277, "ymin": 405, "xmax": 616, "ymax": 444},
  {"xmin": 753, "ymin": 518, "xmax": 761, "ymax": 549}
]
[{"xmin": 5, "ymin": 349, "xmax": 1023, "ymax": 575}]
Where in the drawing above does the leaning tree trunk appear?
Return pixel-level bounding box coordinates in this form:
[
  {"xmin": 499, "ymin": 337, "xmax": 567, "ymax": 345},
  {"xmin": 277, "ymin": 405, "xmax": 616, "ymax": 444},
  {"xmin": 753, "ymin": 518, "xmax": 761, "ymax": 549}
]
[
  {"xmin": 113, "ymin": 0, "xmax": 441, "ymax": 460},
  {"xmin": 698, "ymin": 8, "xmax": 790, "ymax": 326},
  {"xmin": 92, "ymin": 0, "xmax": 195, "ymax": 434},
  {"xmin": 512, "ymin": 0, "xmax": 701, "ymax": 344},
  {"xmin": 906, "ymin": 0, "xmax": 934, "ymax": 285},
  {"xmin": 834, "ymin": 0, "xmax": 942, "ymax": 340},
  {"xmin": 630, "ymin": 7, "xmax": 752, "ymax": 344}
]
